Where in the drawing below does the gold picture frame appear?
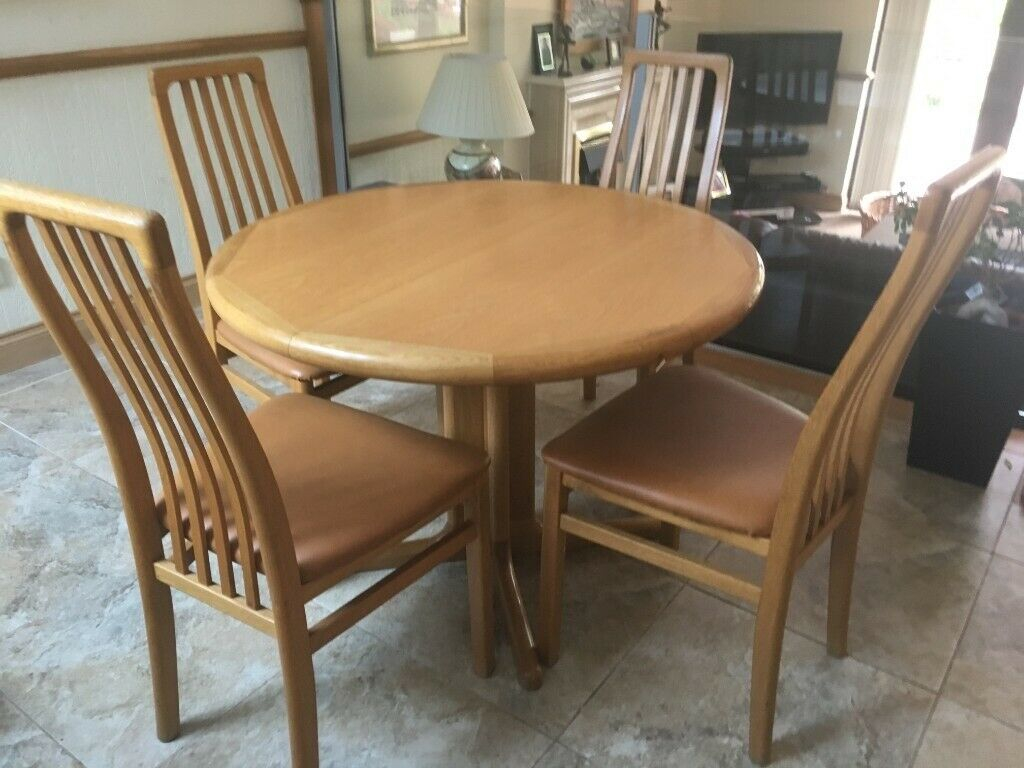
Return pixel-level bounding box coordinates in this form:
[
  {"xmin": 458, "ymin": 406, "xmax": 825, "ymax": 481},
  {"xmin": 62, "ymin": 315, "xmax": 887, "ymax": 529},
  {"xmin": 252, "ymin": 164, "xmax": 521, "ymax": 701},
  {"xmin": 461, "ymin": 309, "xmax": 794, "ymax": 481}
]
[{"xmin": 366, "ymin": 0, "xmax": 469, "ymax": 55}]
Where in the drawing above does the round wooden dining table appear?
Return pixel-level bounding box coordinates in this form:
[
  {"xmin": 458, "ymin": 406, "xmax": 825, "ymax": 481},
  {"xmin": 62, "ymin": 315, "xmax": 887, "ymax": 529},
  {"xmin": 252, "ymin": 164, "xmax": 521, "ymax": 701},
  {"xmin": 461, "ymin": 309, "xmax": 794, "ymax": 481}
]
[{"xmin": 206, "ymin": 180, "xmax": 763, "ymax": 690}]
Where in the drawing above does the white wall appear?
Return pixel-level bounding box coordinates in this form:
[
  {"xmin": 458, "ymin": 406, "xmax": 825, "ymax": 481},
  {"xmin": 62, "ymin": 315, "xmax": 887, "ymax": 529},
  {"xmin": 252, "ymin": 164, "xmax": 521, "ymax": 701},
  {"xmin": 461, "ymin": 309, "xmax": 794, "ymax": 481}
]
[{"xmin": 0, "ymin": 0, "xmax": 320, "ymax": 336}]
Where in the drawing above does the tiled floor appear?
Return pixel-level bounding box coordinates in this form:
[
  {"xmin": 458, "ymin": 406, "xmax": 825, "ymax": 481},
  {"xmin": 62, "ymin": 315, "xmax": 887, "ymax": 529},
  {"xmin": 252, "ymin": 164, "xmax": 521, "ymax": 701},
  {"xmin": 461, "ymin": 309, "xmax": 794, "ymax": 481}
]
[{"xmin": 2, "ymin": 356, "xmax": 1023, "ymax": 767}]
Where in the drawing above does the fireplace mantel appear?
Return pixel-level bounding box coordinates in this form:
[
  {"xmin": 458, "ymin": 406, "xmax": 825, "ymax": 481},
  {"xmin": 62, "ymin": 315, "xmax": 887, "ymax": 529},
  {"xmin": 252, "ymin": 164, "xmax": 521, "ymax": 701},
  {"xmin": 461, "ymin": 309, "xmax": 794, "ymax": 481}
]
[{"xmin": 527, "ymin": 67, "xmax": 622, "ymax": 183}]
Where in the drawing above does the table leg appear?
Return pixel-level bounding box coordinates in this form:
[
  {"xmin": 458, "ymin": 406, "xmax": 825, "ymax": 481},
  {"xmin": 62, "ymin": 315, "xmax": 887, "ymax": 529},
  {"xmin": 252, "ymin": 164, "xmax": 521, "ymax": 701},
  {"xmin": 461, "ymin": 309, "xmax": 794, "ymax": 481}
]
[
  {"xmin": 507, "ymin": 384, "xmax": 540, "ymax": 551},
  {"xmin": 445, "ymin": 385, "xmax": 543, "ymax": 691}
]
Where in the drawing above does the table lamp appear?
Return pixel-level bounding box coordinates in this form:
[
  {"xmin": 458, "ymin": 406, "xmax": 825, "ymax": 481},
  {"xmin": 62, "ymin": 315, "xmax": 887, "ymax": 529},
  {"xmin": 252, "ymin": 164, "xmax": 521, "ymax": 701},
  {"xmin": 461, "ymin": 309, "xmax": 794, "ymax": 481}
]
[{"xmin": 418, "ymin": 53, "xmax": 535, "ymax": 180}]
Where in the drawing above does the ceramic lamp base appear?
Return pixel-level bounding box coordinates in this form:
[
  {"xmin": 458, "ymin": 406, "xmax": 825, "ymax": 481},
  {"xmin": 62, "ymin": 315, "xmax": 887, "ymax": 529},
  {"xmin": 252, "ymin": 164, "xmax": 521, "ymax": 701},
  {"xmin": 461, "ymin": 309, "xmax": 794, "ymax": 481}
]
[{"xmin": 445, "ymin": 140, "xmax": 502, "ymax": 180}]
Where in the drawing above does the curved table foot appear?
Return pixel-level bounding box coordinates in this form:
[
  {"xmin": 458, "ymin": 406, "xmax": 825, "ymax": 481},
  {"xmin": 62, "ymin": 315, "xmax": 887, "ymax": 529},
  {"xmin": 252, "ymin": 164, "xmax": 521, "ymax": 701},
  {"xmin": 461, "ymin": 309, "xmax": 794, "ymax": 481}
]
[{"xmin": 495, "ymin": 542, "xmax": 543, "ymax": 690}]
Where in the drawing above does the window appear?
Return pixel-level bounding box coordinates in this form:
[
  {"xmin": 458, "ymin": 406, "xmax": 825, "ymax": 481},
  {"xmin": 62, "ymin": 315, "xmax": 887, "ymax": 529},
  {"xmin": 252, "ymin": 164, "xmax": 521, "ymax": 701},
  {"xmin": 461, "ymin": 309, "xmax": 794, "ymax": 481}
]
[{"xmin": 891, "ymin": 0, "xmax": 1008, "ymax": 191}]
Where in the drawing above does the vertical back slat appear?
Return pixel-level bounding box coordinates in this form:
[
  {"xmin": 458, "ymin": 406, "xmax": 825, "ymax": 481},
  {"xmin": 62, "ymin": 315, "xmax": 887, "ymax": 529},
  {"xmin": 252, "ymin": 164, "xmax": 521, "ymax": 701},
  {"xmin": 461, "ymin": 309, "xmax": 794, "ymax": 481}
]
[
  {"xmin": 600, "ymin": 50, "xmax": 730, "ymax": 210},
  {"xmin": 179, "ymin": 80, "xmax": 232, "ymax": 242},
  {"xmin": 83, "ymin": 231, "xmax": 238, "ymax": 597},
  {"xmin": 229, "ymin": 73, "xmax": 279, "ymax": 214},
  {"xmin": 654, "ymin": 68, "xmax": 689, "ymax": 199},
  {"xmin": 109, "ymin": 236, "xmax": 262, "ymax": 607},
  {"xmin": 195, "ymin": 78, "xmax": 248, "ymax": 230},
  {"xmin": 623, "ymin": 70, "xmax": 656, "ymax": 191},
  {"xmin": 45, "ymin": 222, "xmax": 215, "ymax": 584},
  {"xmin": 600, "ymin": 65, "xmax": 637, "ymax": 190},
  {"xmin": 0, "ymin": 181, "xmax": 312, "ymax": 619},
  {"xmin": 672, "ymin": 69, "xmax": 705, "ymax": 206},
  {"xmin": 250, "ymin": 74, "xmax": 303, "ymax": 206},
  {"xmin": 638, "ymin": 65, "xmax": 673, "ymax": 195},
  {"xmin": 34, "ymin": 220, "xmax": 190, "ymax": 572},
  {"xmin": 215, "ymin": 75, "xmax": 264, "ymax": 220}
]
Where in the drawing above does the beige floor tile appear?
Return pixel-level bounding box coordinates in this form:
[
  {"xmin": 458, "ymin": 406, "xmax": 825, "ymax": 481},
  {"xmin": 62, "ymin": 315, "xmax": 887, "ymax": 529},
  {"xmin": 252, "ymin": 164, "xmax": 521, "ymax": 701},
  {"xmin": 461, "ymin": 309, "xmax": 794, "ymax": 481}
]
[
  {"xmin": 562, "ymin": 588, "xmax": 933, "ymax": 767},
  {"xmin": 867, "ymin": 420, "xmax": 1016, "ymax": 552},
  {"xmin": 914, "ymin": 698, "xmax": 1024, "ymax": 768},
  {"xmin": 944, "ymin": 555, "xmax": 1024, "ymax": 730},
  {"xmin": 708, "ymin": 503, "xmax": 991, "ymax": 690},
  {"xmin": 533, "ymin": 742, "xmax": 591, "ymax": 768},
  {"xmin": 0, "ymin": 425, "xmax": 63, "ymax": 494},
  {"xmin": 0, "ymin": 693, "xmax": 83, "ymax": 768},
  {"xmin": 0, "ymin": 463, "xmax": 281, "ymax": 768},
  {"xmin": 156, "ymin": 627, "xmax": 552, "ymax": 768},
  {"xmin": 995, "ymin": 502, "xmax": 1024, "ymax": 564},
  {"xmin": 345, "ymin": 546, "xmax": 684, "ymax": 739},
  {"xmin": 0, "ymin": 355, "xmax": 68, "ymax": 397}
]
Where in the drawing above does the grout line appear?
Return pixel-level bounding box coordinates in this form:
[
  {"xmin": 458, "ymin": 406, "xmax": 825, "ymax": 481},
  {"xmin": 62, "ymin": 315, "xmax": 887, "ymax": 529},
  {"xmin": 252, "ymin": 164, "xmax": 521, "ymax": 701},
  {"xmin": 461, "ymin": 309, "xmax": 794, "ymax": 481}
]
[
  {"xmin": 908, "ymin": 546, "xmax": 995, "ymax": 766},
  {"xmin": 909, "ymin": 467, "xmax": 1024, "ymax": 764},
  {"xmin": 552, "ymin": 581, "xmax": 690, "ymax": 747},
  {"xmin": 549, "ymin": 537, "xmax": 722, "ymax": 744},
  {"xmin": 0, "ymin": 365, "xmax": 70, "ymax": 400},
  {"xmin": 0, "ymin": 417, "xmax": 120, "ymax": 493},
  {"xmin": 0, "ymin": 688, "xmax": 88, "ymax": 767}
]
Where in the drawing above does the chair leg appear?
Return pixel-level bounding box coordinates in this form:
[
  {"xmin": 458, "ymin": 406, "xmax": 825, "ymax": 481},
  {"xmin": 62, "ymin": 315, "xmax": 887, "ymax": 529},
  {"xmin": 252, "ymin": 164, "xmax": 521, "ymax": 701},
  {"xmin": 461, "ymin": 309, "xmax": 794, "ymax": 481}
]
[
  {"xmin": 277, "ymin": 624, "xmax": 319, "ymax": 768},
  {"xmin": 466, "ymin": 485, "xmax": 496, "ymax": 677},
  {"xmin": 290, "ymin": 377, "xmax": 314, "ymax": 394},
  {"xmin": 749, "ymin": 579, "xmax": 793, "ymax": 766},
  {"xmin": 537, "ymin": 466, "xmax": 569, "ymax": 667},
  {"xmin": 582, "ymin": 376, "xmax": 597, "ymax": 401},
  {"xmin": 138, "ymin": 576, "xmax": 180, "ymax": 742},
  {"xmin": 826, "ymin": 511, "xmax": 863, "ymax": 658}
]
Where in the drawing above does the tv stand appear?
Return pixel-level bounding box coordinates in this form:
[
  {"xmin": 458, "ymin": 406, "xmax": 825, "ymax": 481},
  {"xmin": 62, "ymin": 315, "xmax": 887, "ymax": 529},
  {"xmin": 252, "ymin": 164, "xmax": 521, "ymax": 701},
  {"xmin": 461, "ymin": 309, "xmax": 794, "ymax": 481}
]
[{"xmin": 716, "ymin": 126, "xmax": 821, "ymax": 208}]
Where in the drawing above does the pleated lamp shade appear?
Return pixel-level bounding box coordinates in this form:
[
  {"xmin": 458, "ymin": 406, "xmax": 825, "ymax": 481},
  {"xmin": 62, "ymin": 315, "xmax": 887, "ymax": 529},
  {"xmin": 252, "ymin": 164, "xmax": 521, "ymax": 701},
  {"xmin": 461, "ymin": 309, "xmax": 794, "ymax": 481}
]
[{"xmin": 418, "ymin": 54, "xmax": 535, "ymax": 141}]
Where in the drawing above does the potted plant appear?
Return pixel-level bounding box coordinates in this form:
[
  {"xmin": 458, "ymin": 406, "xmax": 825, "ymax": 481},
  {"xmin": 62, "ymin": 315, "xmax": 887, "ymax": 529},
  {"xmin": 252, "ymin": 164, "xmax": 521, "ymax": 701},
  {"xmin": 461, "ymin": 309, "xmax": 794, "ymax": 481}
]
[{"xmin": 905, "ymin": 178, "xmax": 1024, "ymax": 485}]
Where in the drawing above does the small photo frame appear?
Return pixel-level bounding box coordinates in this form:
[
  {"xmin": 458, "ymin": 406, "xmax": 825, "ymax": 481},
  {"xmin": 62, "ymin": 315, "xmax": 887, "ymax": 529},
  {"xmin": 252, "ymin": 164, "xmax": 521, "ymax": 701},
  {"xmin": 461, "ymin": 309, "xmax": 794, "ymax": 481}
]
[
  {"xmin": 606, "ymin": 36, "xmax": 622, "ymax": 66},
  {"xmin": 532, "ymin": 23, "xmax": 556, "ymax": 75}
]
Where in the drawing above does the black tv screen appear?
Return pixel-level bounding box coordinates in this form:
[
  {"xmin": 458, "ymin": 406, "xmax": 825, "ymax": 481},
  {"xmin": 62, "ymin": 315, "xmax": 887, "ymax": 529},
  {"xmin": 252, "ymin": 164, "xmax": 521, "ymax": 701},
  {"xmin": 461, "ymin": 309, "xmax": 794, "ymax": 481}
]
[{"xmin": 697, "ymin": 32, "xmax": 842, "ymax": 127}]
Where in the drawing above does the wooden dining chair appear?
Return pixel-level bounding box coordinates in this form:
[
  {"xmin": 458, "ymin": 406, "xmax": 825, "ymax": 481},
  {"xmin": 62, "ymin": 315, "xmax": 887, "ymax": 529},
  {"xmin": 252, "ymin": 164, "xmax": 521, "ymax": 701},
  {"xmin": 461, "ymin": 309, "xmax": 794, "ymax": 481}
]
[
  {"xmin": 0, "ymin": 180, "xmax": 495, "ymax": 768},
  {"xmin": 539, "ymin": 147, "xmax": 1004, "ymax": 764},
  {"xmin": 582, "ymin": 49, "xmax": 732, "ymax": 401},
  {"xmin": 150, "ymin": 56, "xmax": 357, "ymax": 403}
]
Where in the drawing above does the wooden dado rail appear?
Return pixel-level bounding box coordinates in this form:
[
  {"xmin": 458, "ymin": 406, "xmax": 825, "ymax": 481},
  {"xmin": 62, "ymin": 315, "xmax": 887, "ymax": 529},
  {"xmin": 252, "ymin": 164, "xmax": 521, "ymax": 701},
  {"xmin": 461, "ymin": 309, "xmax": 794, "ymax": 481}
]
[{"xmin": 0, "ymin": 0, "xmax": 337, "ymax": 196}]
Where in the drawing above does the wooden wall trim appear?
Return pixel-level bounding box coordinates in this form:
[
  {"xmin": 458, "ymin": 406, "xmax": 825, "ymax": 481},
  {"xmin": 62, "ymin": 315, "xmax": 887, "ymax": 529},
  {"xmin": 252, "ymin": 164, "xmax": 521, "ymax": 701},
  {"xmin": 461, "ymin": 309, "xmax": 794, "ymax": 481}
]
[
  {"xmin": 0, "ymin": 277, "xmax": 200, "ymax": 375},
  {"xmin": 348, "ymin": 130, "xmax": 437, "ymax": 159},
  {"xmin": 300, "ymin": 0, "xmax": 339, "ymax": 195},
  {"xmin": 0, "ymin": 31, "xmax": 308, "ymax": 81}
]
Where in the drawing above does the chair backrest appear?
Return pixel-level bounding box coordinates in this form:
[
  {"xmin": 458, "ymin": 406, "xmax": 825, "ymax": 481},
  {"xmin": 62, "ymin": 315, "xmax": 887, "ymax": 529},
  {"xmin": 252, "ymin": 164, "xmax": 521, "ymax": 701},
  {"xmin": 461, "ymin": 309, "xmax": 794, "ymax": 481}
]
[
  {"xmin": 150, "ymin": 57, "xmax": 301, "ymax": 336},
  {"xmin": 0, "ymin": 181, "xmax": 300, "ymax": 610},
  {"xmin": 769, "ymin": 148, "xmax": 1004, "ymax": 567},
  {"xmin": 600, "ymin": 49, "xmax": 732, "ymax": 212}
]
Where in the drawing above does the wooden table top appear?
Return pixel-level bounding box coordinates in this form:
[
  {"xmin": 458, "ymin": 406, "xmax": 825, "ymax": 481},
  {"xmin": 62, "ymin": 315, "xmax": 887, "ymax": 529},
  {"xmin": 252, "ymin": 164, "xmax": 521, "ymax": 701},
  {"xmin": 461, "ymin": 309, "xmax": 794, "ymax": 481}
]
[{"xmin": 206, "ymin": 181, "xmax": 764, "ymax": 385}]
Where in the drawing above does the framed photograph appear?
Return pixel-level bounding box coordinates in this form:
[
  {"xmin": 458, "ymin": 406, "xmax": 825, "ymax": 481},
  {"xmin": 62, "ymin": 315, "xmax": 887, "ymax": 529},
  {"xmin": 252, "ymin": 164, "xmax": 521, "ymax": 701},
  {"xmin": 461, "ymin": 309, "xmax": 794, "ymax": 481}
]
[
  {"xmin": 606, "ymin": 36, "xmax": 622, "ymax": 66},
  {"xmin": 532, "ymin": 23, "xmax": 556, "ymax": 75},
  {"xmin": 366, "ymin": 0, "xmax": 468, "ymax": 55}
]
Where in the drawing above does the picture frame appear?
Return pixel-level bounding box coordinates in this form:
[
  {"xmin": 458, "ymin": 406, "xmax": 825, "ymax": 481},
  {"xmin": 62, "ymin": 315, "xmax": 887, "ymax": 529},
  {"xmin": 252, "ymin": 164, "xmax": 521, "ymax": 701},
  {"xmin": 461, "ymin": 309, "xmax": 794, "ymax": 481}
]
[
  {"xmin": 366, "ymin": 0, "xmax": 468, "ymax": 55},
  {"xmin": 532, "ymin": 23, "xmax": 556, "ymax": 75},
  {"xmin": 606, "ymin": 35, "xmax": 622, "ymax": 66}
]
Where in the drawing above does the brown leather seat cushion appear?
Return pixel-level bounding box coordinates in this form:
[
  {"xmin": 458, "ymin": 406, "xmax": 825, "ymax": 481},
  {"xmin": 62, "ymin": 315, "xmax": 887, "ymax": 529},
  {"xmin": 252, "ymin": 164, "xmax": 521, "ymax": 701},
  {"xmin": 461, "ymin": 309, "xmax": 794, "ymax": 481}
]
[
  {"xmin": 542, "ymin": 366, "xmax": 807, "ymax": 538},
  {"xmin": 216, "ymin": 321, "xmax": 333, "ymax": 383},
  {"xmin": 157, "ymin": 394, "xmax": 489, "ymax": 585}
]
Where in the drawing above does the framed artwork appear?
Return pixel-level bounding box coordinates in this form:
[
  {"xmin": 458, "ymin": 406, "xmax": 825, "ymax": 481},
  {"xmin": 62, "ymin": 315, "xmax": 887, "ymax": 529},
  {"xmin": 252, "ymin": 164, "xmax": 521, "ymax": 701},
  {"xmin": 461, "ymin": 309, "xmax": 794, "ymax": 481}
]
[
  {"xmin": 559, "ymin": 0, "xmax": 637, "ymax": 40},
  {"xmin": 366, "ymin": 0, "xmax": 468, "ymax": 55},
  {"xmin": 532, "ymin": 23, "xmax": 556, "ymax": 74}
]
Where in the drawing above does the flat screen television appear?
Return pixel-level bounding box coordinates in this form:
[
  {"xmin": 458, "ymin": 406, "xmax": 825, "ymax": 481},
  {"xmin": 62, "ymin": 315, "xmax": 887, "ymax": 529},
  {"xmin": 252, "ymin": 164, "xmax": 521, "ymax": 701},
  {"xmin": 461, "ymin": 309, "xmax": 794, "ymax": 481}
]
[{"xmin": 696, "ymin": 32, "xmax": 843, "ymax": 127}]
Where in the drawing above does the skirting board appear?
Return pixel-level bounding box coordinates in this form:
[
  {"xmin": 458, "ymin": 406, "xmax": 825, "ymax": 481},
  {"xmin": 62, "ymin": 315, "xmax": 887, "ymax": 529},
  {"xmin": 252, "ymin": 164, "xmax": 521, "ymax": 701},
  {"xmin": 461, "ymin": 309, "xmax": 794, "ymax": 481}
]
[{"xmin": 0, "ymin": 275, "xmax": 200, "ymax": 375}]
